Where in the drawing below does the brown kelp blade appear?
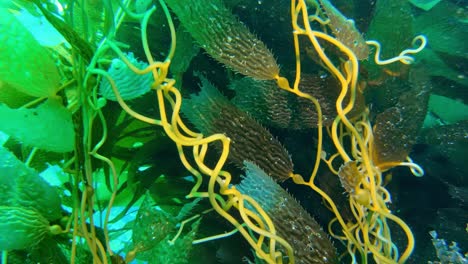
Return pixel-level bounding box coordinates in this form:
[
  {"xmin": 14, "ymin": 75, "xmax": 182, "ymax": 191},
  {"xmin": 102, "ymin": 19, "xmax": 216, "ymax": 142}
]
[
  {"xmin": 316, "ymin": 0, "xmax": 370, "ymax": 60},
  {"xmin": 164, "ymin": 0, "xmax": 280, "ymax": 80},
  {"xmin": 237, "ymin": 161, "xmax": 338, "ymax": 263},
  {"xmin": 231, "ymin": 74, "xmax": 365, "ymax": 129},
  {"xmin": 372, "ymin": 68, "xmax": 431, "ymax": 167},
  {"xmin": 182, "ymin": 75, "xmax": 293, "ymax": 182}
]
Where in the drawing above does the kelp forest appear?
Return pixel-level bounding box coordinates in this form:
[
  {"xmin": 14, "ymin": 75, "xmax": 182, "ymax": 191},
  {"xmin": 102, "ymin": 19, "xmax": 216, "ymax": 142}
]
[{"xmin": 0, "ymin": 0, "xmax": 467, "ymax": 263}]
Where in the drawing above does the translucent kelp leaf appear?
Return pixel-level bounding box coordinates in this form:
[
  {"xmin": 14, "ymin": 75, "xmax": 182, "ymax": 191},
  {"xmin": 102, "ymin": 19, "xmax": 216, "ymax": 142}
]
[
  {"xmin": 0, "ymin": 80, "xmax": 35, "ymax": 108},
  {"xmin": 14, "ymin": 6, "xmax": 66, "ymax": 47},
  {"xmin": 427, "ymin": 94, "xmax": 468, "ymax": 124},
  {"xmin": 70, "ymin": 0, "xmax": 107, "ymax": 47},
  {"xmin": 372, "ymin": 68, "xmax": 431, "ymax": 166},
  {"xmin": 99, "ymin": 53, "xmax": 153, "ymax": 101},
  {"xmin": 413, "ymin": 1, "xmax": 468, "ymax": 59},
  {"xmin": 414, "ymin": 49, "xmax": 468, "ymax": 87},
  {"xmin": 150, "ymin": 218, "xmax": 201, "ymax": 264},
  {"xmin": 365, "ymin": 0, "xmax": 413, "ymax": 76},
  {"xmin": 0, "ymin": 99, "xmax": 75, "ymax": 153},
  {"xmin": 0, "ymin": 8, "xmax": 61, "ymax": 97},
  {"xmin": 409, "ymin": 0, "xmax": 442, "ymax": 11},
  {"xmin": 0, "ymin": 206, "xmax": 50, "ymax": 251},
  {"xmin": 170, "ymin": 26, "xmax": 200, "ymax": 76},
  {"xmin": 132, "ymin": 193, "xmax": 176, "ymax": 259},
  {"xmin": 0, "ymin": 145, "xmax": 62, "ymax": 221}
]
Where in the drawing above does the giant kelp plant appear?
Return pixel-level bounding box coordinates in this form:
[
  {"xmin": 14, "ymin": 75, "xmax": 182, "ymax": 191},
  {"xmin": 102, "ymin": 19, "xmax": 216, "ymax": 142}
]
[{"xmin": 0, "ymin": 0, "xmax": 467, "ymax": 263}]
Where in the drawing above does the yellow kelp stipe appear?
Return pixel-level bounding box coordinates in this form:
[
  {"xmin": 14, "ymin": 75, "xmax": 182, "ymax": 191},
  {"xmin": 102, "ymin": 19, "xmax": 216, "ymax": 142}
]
[{"xmin": 278, "ymin": 0, "xmax": 427, "ymax": 263}]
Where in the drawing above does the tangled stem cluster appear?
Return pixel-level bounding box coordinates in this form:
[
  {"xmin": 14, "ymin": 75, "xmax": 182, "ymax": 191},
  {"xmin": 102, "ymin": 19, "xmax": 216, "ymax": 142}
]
[
  {"xmin": 275, "ymin": 1, "xmax": 427, "ymax": 263},
  {"xmin": 75, "ymin": 0, "xmax": 427, "ymax": 263}
]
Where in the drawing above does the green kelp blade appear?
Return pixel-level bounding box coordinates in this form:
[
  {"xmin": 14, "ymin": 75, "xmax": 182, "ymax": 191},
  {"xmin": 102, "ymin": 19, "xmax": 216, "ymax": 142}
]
[
  {"xmin": 28, "ymin": 237, "xmax": 70, "ymax": 264},
  {"xmin": 0, "ymin": 8, "xmax": 61, "ymax": 98},
  {"xmin": 132, "ymin": 193, "xmax": 176, "ymax": 260},
  {"xmin": 99, "ymin": 53, "xmax": 153, "ymax": 101},
  {"xmin": 170, "ymin": 25, "xmax": 200, "ymax": 77},
  {"xmin": 32, "ymin": 0, "xmax": 94, "ymax": 62},
  {"xmin": 414, "ymin": 49, "xmax": 468, "ymax": 87},
  {"xmin": 0, "ymin": 206, "xmax": 50, "ymax": 251},
  {"xmin": 150, "ymin": 218, "xmax": 201, "ymax": 264},
  {"xmin": 164, "ymin": 0, "xmax": 280, "ymax": 80},
  {"xmin": 427, "ymin": 94, "xmax": 468, "ymax": 125},
  {"xmin": 0, "ymin": 146, "xmax": 62, "ymax": 221},
  {"xmin": 0, "ymin": 98, "xmax": 75, "ymax": 153},
  {"xmin": 409, "ymin": 0, "xmax": 442, "ymax": 11},
  {"xmin": 365, "ymin": 0, "xmax": 413, "ymax": 77},
  {"xmin": 413, "ymin": 1, "xmax": 468, "ymax": 59},
  {"xmin": 0, "ymin": 81, "xmax": 36, "ymax": 108}
]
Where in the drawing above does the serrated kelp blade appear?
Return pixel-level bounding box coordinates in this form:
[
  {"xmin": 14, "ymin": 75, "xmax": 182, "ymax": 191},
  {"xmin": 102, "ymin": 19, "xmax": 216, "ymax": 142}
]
[
  {"xmin": 318, "ymin": 0, "xmax": 370, "ymax": 60},
  {"xmin": 230, "ymin": 78, "xmax": 293, "ymax": 128},
  {"xmin": 182, "ymin": 76, "xmax": 294, "ymax": 181},
  {"xmin": 231, "ymin": 74, "xmax": 365, "ymax": 129},
  {"xmin": 164, "ymin": 0, "xmax": 280, "ymax": 80},
  {"xmin": 181, "ymin": 76, "xmax": 229, "ymax": 134},
  {"xmin": 237, "ymin": 162, "xmax": 338, "ymax": 263}
]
